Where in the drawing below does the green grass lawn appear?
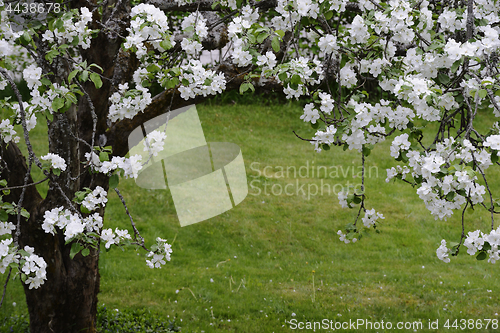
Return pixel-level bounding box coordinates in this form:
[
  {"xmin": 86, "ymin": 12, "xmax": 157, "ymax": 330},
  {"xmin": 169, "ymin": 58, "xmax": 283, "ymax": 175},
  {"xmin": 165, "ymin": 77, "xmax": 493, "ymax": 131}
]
[{"xmin": 2, "ymin": 98, "xmax": 500, "ymax": 332}]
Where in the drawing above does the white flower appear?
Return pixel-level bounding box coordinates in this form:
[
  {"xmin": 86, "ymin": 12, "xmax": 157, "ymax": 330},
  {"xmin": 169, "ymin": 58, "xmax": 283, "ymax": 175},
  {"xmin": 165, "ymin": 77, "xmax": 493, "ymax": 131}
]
[
  {"xmin": 436, "ymin": 239, "xmax": 451, "ymax": 263},
  {"xmin": 390, "ymin": 133, "xmax": 411, "ymax": 158},
  {"xmin": 22, "ymin": 65, "xmax": 42, "ymax": 90},
  {"xmin": 318, "ymin": 34, "xmax": 338, "ymax": 54},
  {"xmin": 337, "ymin": 230, "xmax": 350, "ymax": 244},
  {"xmin": 145, "ymin": 237, "xmax": 173, "ymax": 268},
  {"xmin": 101, "ymin": 229, "xmax": 115, "ymax": 249},
  {"xmin": 144, "ymin": 130, "xmax": 167, "ymax": 157},
  {"xmin": 81, "ymin": 186, "xmax": 108, "ymax": 212},
  {"xmin": 64, "ymin": 214, "xmax": 85, "ymax": 241},
  {"xmin": 484, "ymin": 135, "xmax": 500, "ymax": 150},
  {"xmin": 0, "ymin": 222, "xmax": 15, "ymax": 236},
  {"xmin": 361, "ymin": 208, "xmax": 385, "ymax": 228},
  {"xmin": 300, "ymin": 103, "xmax": 320, "ymax": 124},
  {"xmin": 0, "ymin": 119, "xmax": 19, "ymax": 144},
  {"xmin": 340, "ymin": 64, "xmax": 357, "ymax": 87},
  {"xmin": 41, "ymin": 153, "xmax": 67, "ymax": 172}
]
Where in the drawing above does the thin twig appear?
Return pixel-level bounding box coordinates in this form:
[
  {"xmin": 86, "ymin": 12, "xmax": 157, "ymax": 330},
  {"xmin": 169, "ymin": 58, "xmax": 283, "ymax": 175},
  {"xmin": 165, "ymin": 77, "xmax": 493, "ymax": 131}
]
[
  {"xmin": 114, "ymin": 188, "xmax": 146, "ymax": 249},
  {"xmin": 0, "ymin": 267, "xmax": 12, "ymax": 309},
  {"xmin": 1, "ymin": 177, "xmax": 49, "ymax": 191}
]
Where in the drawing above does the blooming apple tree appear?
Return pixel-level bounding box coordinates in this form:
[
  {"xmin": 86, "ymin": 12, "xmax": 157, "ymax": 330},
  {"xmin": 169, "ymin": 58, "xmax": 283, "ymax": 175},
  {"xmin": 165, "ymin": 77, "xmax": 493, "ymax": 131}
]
[{"xmin": 0, "ymin": 0, "xmax": 499, "ymax": 331}]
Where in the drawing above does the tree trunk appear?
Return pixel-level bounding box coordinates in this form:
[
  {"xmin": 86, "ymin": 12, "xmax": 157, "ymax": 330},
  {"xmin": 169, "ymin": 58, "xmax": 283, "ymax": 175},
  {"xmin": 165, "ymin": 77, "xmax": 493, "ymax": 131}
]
[{"xmin": 20, "ymin": 224, "xmax": 100, "ymax": 333}]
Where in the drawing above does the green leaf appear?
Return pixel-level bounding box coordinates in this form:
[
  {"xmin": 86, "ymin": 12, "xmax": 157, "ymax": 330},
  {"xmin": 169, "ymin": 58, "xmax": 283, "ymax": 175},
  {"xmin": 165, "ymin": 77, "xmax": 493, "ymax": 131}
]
[
  {"xmin": 275, "ymin": 30, "xmax": 285, "ymax": 38},
  {"xmin": 53, "ymin": 168, "xmax": 61, "ymax": 176},
  {"xmin": 109, "ymin": 174, "xmax": 119, "ymax": 188},
  {"xmin": 362, "ymin": 145, "xmax": 371, "ymax": 157},
  {"xmin": 66, "ymin": 92, "xmax": 78, "ymax": 105},
  {"xmin": 451, "ymin": 60, "xmax": 461, "ymax": 73},
  {"xmin": 272, "ymin": 36, "xmax": 280, "ymax": 52},
  {"xmin": 438, "ymin": 73, "xmax": 450, "ymax": 85},
  {"xmin": 99, "ymin": 151, "xmax": 109, "ymax": 162},
  {"xmin": 21, "ymin": 31, "xmax": 31, "ymax": 43},
  {"xmin": 428, "ymin": 42, "xmax": 442, "ymax": 50},
  {"xmin": 89, "ymin": 64, "xmax": 104, "ymax": 72},
  {"xmin": 322, "ymin": 144, "xmax": 330, "ymax": 151},
  {"xmin": 80, "ymin": 204, "xmax": 91, "ymax": 214},
  {"xmin": 70, "ymin": 242, "xmax": 84, "ymax": 259},
  {"xmin": 55, "ymin": 19, "xmax": 64, "ymax": 30},
  {"xmin": 478, "ymin": 89, "xmax": 488, "ymax": 99},
  {"xmin": 0, "ymin": 179, "xmax": 7, "ymax": 187},
  {"xmin": 256, "ymin": 32, "xmax": 269, "ymax": 44},
  {"xmin": 68, "ymin": 69, "xmax": 78, "ymax": 83},
  {"xmin": 0, "ymin": 210, "xmax": 8, "ymax": 222},
  {"xmin": 52, "ymin": 97, "xmax": 65, "ymax": 112},
  {"xmin": 291, "ymin": 74, "xmax": 301, "ymax": 85},
  {"xmin": 80, "ymin": 70, "xmax": 89, "ymax": 82},
  {"xmin": 476, "ymin": 251, "xmax": 487, "ymax": 261},
  {"xmin": 492, "ymin": 152, "xmax": 499, "ymax": 164},
  {"xmin": 165, "ymin": 77, "xmax": 179, "ymax": 90},
  {"xmin": 239, "ymin": 82, "xmax": 253, "ymax": 95},
  {"xmin": 20, "ymin": 209, "xmax": 30, "ymax": 219},
  {"xmin": 90, "ymin": 72, "xmax": 102, "ymax": 89},
  {"xmin": 81, "ymin": 248, "xmax": 90, "ymax": 257},
  {"xmin": 160, "ymin": 39, "xmax": 173, "ymax": 50},
  {"xmin": 45, "ymin": 110, "xmax": 53, "ymax": 122}
]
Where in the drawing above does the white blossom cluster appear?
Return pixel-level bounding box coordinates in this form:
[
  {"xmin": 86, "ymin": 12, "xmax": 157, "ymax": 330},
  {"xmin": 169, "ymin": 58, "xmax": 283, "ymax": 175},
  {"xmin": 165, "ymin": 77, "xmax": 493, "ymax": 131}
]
[
  {"xmin": 146, "ymin": 237, "xmax": 173, "ymax": 269},
  {"xmin": 436, "ymin": 239, "xmax": 451, "ymax": 263},
  {"xmin": 124, "ymin": 4, "xmax": 175, "ymax": 58},
  {"xmin": 386, "ymin": 138, "xmax": 491, "ymax": 221},
  {"xmin": 143, "ymin": 130, "xmax": 167, "ymax": 157},
  {"xmin": 20, "ymin": 246, "xmax": 47, "ymax": 289},
  {"xmin": 279, "ymin": 57, "xmax": 323, "ymax": 99},
  {"xmin": 257, "ymin": 51, "xmax": 277, "ymax": 74},
  {"xmin": 0, "ymin": 238, "xmax": 17, "ymax": 274},
  {"xmin": 362, "ymin": 208, "xmax": 385, "ymax": 228},
  {"xmin": 108, "ymin": 81, "xmax": 152, "ymax": 122},
  {"xmin": 181, "ymin": 12, "xmax": 208, "ymax": 40},
  {"xmin": 42, "ymin": 206, "xmax": 103, "ymax": 240},
  {"xmin": 41, "ymin": 153, "xmax": 67, "ymax": 172},
  {"xmin": 271, "ymin": 0, "xmax": 347, "ymax": 31},
  {"xmin": 0, "ymin": 119, "xmax": 19, "ymax": 143},
  {"xmin": 100, "ymin": 228, "xmax": 132, "ymax": 249},
  {"xmin": 81, "ymin": 186, "xmax": 108, "ymax": 212},
  {"xmin": 178, "ymin": 60, "xmax": 226, "ymax": 100},
  {"xmin": 41, "ymin": 7, "xmax": 94, "ymax": 49},
  {"xmin": 336, "ymin": 208, "xmax": 384, "ymax": 244},
  {"xmin": 305, "ymin": 98, "xmax": 411, "ymax": 153},
  {"xmin": 19, "ymin": 65, "xmax": 72, "ymax": 120},
  {"xmin": 437, "ymin": 226, "xmax": 500, "ymax": 264},
  {"xmin": 0, "ymin": 238, "xmax": 47, "ymax": 290},
  {"xmin": 85, "ymin": 151, "xmax": 143, "ymax": 179},
  {"xmin": 0, "ymin": 221, "xmax": 15, "ymax": 236}
]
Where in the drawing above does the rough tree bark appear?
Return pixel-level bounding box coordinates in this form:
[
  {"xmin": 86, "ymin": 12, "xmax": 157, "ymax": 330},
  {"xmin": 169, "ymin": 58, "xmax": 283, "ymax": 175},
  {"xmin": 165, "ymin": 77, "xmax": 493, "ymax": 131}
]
[
  {"xmin": 0, "ymin": 0, "xmax": 284, "ymax": 331},
  {"xmin": 1, "ymin": 0, "xmax": 131, "ymax": 331}
]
